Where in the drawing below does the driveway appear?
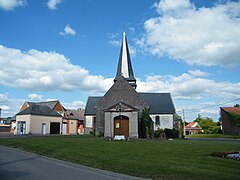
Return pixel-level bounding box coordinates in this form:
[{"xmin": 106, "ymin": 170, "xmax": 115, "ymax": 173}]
[{"xmin": 0, "ymin": 146, "xmax": 144, "ymax": 180}]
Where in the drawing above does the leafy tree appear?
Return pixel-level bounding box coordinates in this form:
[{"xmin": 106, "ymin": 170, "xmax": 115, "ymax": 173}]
[
  {"xmin": 229, "ymin": 113, "xmax": 240, "ymax": 126},
  {"xmin": 194, "ymin": 114, "xmax": 220, "ymax": 134},
  {"xmin": 234, "ymin": 104, "xmax": 240, "ymax": 107}
]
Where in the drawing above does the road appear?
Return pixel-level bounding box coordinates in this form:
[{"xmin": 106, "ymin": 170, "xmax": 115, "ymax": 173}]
[{"xmin": 0, "ymin": 146, "xmax": 144, "ymax": 180}]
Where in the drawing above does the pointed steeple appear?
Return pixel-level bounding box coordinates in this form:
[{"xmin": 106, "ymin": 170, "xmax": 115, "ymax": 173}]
[{"xmin": 114, "ymin": 32, "xmax": 137, "ymax": 89}]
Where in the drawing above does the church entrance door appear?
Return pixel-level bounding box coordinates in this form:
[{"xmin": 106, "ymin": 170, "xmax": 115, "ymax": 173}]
[{"xmin": 114, "ymin": 115, "xmax": 129, "ymax": 138}]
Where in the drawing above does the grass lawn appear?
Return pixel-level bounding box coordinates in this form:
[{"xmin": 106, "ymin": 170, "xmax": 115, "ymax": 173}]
[
  {"xmin": 0, "ymin": 135, "xmax": 240, "ymax": 179},
  {"xmin": 186, "ymin": 134, "xmax": 240, "ymax": 139}
]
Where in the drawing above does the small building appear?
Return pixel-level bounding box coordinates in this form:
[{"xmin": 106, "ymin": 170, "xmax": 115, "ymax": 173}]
[
  {"xmin": 185, "ymin": 122, "xmax": 202, "ymax": 135},
  {"xmin": 220, "ymin": 107, "xmax": 240, "ymax": 136},
  {"xmin": 15, "ymin": 100, "xmax": 84, "ymax": 135},
  {"xmin": 15, "ymin": 104, "xmax": 62, "ymax": 135},
  {"xmin": 65, "ymin": 109, "xmax": 85, "ymax": 134}
]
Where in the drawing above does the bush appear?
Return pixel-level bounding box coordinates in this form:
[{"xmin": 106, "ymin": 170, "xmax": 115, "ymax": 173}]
[
  {"xmin": 164, "ymin": 128, "xmax": 180, "ymax": 138},
  {"xmin": 154, "ymin": 128, "xmax": 164, "ymax": 138}
]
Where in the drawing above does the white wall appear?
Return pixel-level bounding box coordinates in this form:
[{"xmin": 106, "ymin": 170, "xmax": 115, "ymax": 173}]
[
  {"xmin": 150, "ymin": 114, "xmax": 174, "ymax": 131},
  {"xmin": 15, "ymin": 115, "xmax": 62, "ymax": 134},
  {"xmin": 85, "ymin": 116, "xmax": 93, "ymax": 128}
]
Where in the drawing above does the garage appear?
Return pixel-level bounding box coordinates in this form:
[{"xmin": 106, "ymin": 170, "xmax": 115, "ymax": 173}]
[{"xmin": 50, "ymin": 122, "xmax": 60, "ymax": 134}]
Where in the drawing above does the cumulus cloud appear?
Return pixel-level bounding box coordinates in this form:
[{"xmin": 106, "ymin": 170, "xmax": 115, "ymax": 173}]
[
  {"xmin": 47, "ymin": 0, "xmax": 62, "ymax": 10},
  {"xmin": 139, "ymin": 0, "xmax": 240, "ymax": 67},
  {"xmin": 28, "ymin": 93, "xmax": 43, "ymax": 101},
  {"xmin": 0, "ymin": 44, "xmax": 113, "ymax": 92},
  {"xmin": 188, "ymin": 69, "xmax": 209, "ymax": 77},
  {"xmin": 0, "ymin": 93, "xmax": 25, "ymax": 117},
  {"xmin": 137, "ymin": 72, "xmax": 240, "ymax": 101},
  {"xmin": 59, "ymin": 24, "xmax": 76, "ymax": 36},
  {"xmin": 0, "ymin": 0, "xmax": 26, "ymax": 11},
  {"xmin": 63, "ymin": 100, "xmax": 85, "ymax": 110}
]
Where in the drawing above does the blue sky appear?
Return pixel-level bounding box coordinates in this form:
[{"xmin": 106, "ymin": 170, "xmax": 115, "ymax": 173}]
[{"xmin": 0, "ymin": 0, "xmax": 240, "ymax": 122}]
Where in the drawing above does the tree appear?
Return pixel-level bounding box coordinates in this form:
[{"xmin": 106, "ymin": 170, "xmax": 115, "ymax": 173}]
[
  {"xmin": 194, "ymin": 114, "xmax": 220, "ymax": 134},
  {"xmin": 234, "ymin": 104, "xmax": 240, "ymax": 107},
  {"xmin": 141, "ymin": 107, "xmax": 153, "ymax": 138}
]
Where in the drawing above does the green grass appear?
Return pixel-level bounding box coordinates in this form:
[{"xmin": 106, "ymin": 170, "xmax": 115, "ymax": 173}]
[
  {"xmin": 1, "ymin": 135, "xmax": 240, "ymax": 180},
  {"xmin": 186, "ymin": 133, "xmax": 240, "ymax": 139}
]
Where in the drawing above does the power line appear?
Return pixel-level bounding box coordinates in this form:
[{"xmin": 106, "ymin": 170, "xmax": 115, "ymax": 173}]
[{"xmin": 184, "ymin": 98, "xmax": 240, "ymax": 113}]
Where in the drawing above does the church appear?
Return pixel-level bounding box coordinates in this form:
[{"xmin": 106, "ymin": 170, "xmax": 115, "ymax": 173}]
[{"xmin": 85, "ymin": 32, "xmax": 179, "ymax": 139}]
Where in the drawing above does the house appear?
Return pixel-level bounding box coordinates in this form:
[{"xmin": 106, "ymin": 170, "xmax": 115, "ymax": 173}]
[
  {"xmin": 15, "ymin": 100, "xmax": 84, "ymax": 135},
  {"xmin": 84, "ymin": 32, "xmax": 178, "ymax": 139},
  {"xmin": 185, "ymin": 122, "xmax": 202, "ymax": 135},
  {"xmin": 15, "ymin": 104, "xmax": 62, "ymax": 134},
  {"xmin": 20, "ymin": 100, "xmax": 66, "ymax": 117},
  {"xmin": 220, "ymin": 107, "xmax": 240, "ymax": 136},
  {"xmin": 65, "ymin": 109, "xmax": 85, "ymax": 134}
]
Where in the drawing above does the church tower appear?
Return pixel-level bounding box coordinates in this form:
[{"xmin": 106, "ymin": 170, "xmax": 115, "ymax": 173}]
[{"xmin": 114, "ymin": 32, "xmax": 137, "ymax": 89}]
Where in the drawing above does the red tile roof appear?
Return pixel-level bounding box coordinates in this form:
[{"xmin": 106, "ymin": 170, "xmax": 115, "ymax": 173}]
[
  {"xmin": 221, "ymin": 107, "xmax": 240, "ymax": 115},
  {"xmin": 186, "ymin": 122, "xmax": 197, "ymax": 128}
]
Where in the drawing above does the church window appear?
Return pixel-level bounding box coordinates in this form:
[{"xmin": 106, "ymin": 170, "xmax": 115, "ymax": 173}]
[{"xmin": 155, "ymin": 116, "xmax": 160, "ymax": 125}]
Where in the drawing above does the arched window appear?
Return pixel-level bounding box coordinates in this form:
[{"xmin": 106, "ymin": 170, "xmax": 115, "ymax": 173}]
[{"xmin": 155, "ymin": 116, "xmax": 160, "ymax": 125}]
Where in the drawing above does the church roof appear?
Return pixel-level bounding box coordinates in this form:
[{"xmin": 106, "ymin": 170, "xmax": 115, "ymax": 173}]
[
  {"xmin": 139, "ymin": 93, "xmax": 176, "ymax": 114},
  {"xmin": 16, "ymin": 104, "xmax": 62, "ymax": 117},
  {"xmin": 84, "ymin": 96, "xmax": 102, "ymax": 115},
  {"xmin": 84, "ymin": 90, "xmax": 175, "ymax": 115},
  {"xmin": 114, "ymin": 32, "xmax": 136, "ymax": 82},
  {"xmin": 96, "ymin": 76, "xmax": 147, "ymax": 110}
]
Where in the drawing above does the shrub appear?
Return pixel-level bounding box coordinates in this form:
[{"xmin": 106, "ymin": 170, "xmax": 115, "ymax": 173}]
[
  {"xmin": 164, "ymin": 128, "xmax": 180, "ymax": 138},
  {"xmin": 154, "ymin": 128, "xmax": 164, "ymax": 138}
]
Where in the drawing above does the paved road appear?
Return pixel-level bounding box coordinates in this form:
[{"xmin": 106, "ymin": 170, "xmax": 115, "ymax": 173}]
[
  {"xmin": 0, "ymin": 146, "xmax": 144, "ymax": 180},
  {"xmin": 187, "ymin": 138, "xmax": 240, "ymax": 143}
]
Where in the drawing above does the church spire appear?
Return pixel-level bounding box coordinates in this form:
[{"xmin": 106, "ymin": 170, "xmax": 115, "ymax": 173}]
[{"xmin": 114, "ymin": 32, "xmax": 137, "ymax": 89}]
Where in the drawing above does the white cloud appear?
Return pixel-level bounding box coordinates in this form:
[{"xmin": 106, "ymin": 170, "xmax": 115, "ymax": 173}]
[
  {"xmin": 28, "ymin": 93, "xmax": 43, "ymax": 101},
  {"xmin": 140, "ymin": 0, "xmax": 240, "ymax": 67},
  {"xmin": 45, "ymin": 98, "xmax": 58, "ymax": 101},
  {"xmin": 109, "ymin": 40, "xmax": 121, "ymax": 47},
  {"xmin": 63, "ymin": 100, "xmax": 85, "ymax": 110},
  {"xmin": 188, "ymin": 69, "xmax": 209, "ymax": 77},
  {"xmin": 137, "ymin": 72, "xmax": 240, "ymax": 101},
  {"xmin": 59, "ymin": 24, "xmax": 76, "ymax": 36},
  {"xmin": 0, "ymin": 44, "xmax": 113, "ymax": 92},
  {"xmin": 47, "ymin": 0, "xmax": 62, "ymax": 10},
  {"xmin": 0, "ymin": 93, "xmax": 25, "ymax": 117},
  {"xmin": 0, "ymin": 0, "xmax": 26, "ymax": 11}
]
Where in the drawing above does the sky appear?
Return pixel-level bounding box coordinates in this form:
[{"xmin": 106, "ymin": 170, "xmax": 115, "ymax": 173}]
[{"xmin": 0, "ymin": 0, "xmax": 240, "ymax": 122}]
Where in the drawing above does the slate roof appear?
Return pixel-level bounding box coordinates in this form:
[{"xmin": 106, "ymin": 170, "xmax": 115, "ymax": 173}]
[
  {"xmin": 85, "ymin": 92, "xmax": 175, "ymax": 115},
  {"xmin": 66, "ymin": 109, "xmax": 84, "ymax": 120},
  {"xmin": 85, "ymin": 96, "xmax": 102, "ymax": 115},
  {"xmin": 114, "ymin": 33, "xmax": 136, "ymax": 82},
  {"xmin": 96, "ymin": 76, "xmax": 147, "ymax": 110},
  {"xmin": 139, "ymin": 93, "xmax": 175, "ymax": 114},
  {"xmin": 221, "ymin": 107, "xmax": 240, "ymax": 115},
  {"xmin": 28, "ymin": 100, "xmax": 59, "ymax": 110},
  {"xmin": 16, "ymin": 104, "xmax": 62, "ymax": 117}
]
